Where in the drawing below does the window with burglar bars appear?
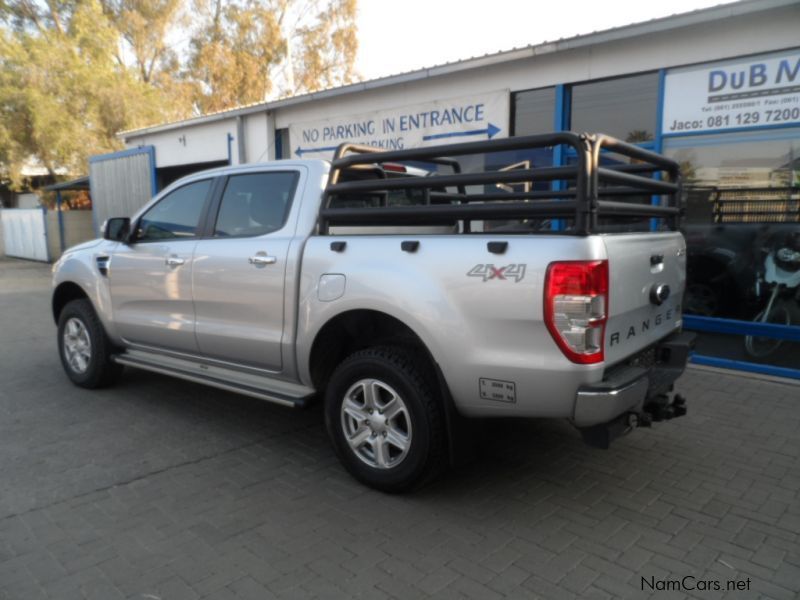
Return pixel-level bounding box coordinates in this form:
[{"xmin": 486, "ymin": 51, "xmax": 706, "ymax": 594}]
[{"xmin": 710, "ymin": 187, "xmax": 800, "ymax": 223}]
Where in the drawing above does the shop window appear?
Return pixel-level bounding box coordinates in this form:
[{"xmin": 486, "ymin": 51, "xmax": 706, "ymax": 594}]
[
  {"xmin": 663, "ymin": 129, "xmax": 799, "ymax": 370},
  {"xmin": 665, "ymin": 130, "xmax": 800, "ymax": 242},
  {"xmin": 570, "ymin": 73, "xmax": 658, "ymax": 142},
  {"xmin": 513, "ymin": 87, "xmax": 556, "ymax": 136}
]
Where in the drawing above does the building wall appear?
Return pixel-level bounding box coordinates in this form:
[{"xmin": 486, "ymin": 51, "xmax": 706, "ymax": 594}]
[
  {"xmin": 127, "ymin": 112, "xmax": 275, "ymax": 170},
  {"xmin": 243, "ymin": 112, "xmax": 271, "ymax": 163},
  {"xmin": 129, "ymin": 119, "xmax": 239, "ymax": 168}
]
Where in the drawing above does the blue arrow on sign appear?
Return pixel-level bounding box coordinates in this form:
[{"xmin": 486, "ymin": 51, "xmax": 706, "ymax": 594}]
[
  {"xmin": 423, "ymin": 123, "xmax": 501, "ymax": 142},
  {"xmin": 295, "ymin": 145, "xmax": 340, "ymax": 157}
]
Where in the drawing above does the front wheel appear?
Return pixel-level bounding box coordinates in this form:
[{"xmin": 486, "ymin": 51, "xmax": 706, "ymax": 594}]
[
  {"xmin": 57, "ymin": 299, "xmax": 123, "ymax": 388},
  {"xmin": 324, "ymin": 346, "xmax": 446, "ymax": 492}
]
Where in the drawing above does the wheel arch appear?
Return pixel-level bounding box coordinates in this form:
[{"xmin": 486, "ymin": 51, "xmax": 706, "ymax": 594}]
[
  {"xmin": 308, "ymin": 309, "xmax": 439, "ymax": 392},
  {"xmin": 52, "ymin": 281, "xmax": 90, "ymax": 324}
]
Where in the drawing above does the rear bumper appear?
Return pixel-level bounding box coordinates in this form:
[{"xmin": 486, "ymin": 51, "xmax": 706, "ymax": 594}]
[{"xmin": 573, "ymin": 331, "xmax": 696, "ymax": 444}]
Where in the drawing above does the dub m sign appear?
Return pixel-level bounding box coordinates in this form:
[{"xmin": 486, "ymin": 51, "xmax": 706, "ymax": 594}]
[{"xmin": 662, "ymin": 49, "xmax": 800, "ymax": 134}]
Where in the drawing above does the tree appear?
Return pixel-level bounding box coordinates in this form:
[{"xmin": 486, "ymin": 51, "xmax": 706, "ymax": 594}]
[
  {"xmin": 292, "ymin": 0, "xmax": 357, "ymax": 94},
  {"xmin": 0, "ymin": 0, "xmax": 184, "ymax": 185},
  {"xmin": 188, "ymin": 0, "xmax": 358, "ymax": 113},
  {"xmin": 100, "ymin": 0, "xmax": 184, "ymax": 84},
  {"xmin": 188, "ymin": 0, "xmax": 285, "ymax": 113},
  {"xmin": 99, "ymin": 0, "xmax": 196, "ymax": 118},
  {"xmin": 0, "ymin": 0, "xmax": 359, "ymax": 186}
]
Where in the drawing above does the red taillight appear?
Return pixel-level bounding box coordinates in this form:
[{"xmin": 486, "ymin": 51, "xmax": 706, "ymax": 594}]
[
  {"xmin": 381, "ymin": 163, "xmax": 407, "ymax": 173},
  {"xmin": 544, "ymin": 260, "xmax": 609, "ymax": 364}
]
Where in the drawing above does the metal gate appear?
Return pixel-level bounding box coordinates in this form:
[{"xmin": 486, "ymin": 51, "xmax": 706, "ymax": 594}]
[
  {"xmin": 1, "ymin": 208, "xmax": 49, "ymax": 261},
  {"xmin": 89, "ymin": 147, "xmax": 157, "ymax": 234}
]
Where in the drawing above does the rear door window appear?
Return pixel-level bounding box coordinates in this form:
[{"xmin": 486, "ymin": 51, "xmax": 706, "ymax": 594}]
[{"xmin": 214, "ymin": 172, "xmax": 299, "ymax": 237}]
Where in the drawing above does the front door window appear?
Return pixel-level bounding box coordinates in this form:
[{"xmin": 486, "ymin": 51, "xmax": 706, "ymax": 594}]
[{"xmin": 136, "ymin": 179, "xmax": 212, "ymax": 241}]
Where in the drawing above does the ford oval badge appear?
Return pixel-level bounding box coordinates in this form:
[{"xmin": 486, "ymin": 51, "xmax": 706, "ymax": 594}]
[{"xmin": 650, "ymin": 283, "xmax": 671, "ymax": 306}]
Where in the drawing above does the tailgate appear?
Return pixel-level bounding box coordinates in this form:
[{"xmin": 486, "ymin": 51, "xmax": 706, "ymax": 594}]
[{"xmin": 603, "ymin": 232, "xmax": 686, "ymax": 365}]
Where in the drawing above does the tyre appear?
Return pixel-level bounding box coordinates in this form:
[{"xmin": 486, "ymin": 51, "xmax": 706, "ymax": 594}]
[
  {"xmin": 57, "ymin": 298, "xmax": 123, "ymax": 388},
  {"xmin": 324, "ymin": 346, "xmax": 447, "ymax": 492},
  {"xmin": 743, "ymin": 300, "xmax": 792, "ymax": 360}
]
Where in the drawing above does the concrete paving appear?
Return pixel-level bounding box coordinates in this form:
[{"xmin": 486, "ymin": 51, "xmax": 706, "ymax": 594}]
[{"xmin": 0, "ymin": 257, "xmax": 798, "ymax": 599}]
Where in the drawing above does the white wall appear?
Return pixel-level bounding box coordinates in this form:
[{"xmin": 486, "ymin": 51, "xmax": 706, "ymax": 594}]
[
  {"xmin": 126, "ymin": 111, "xmax": 275, "ymax": 168},
  {"xmin": 243, "ymin": 112, "xmax": 272, "ymax": 163},
  {"xmin": 130, "ymin": 119, "xmax": 237, "ymax": 168}
]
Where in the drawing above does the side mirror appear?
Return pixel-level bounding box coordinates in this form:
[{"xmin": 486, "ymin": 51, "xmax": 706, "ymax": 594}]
[{"xmin": 103, "ymin": 217, "xmax": 131, "ymax": 242}]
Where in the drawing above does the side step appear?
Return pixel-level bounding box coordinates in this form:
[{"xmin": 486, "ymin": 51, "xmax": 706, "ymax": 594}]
[{"xmin": 113, "ymin": 350, "xmax": 315, "ymax": 408}]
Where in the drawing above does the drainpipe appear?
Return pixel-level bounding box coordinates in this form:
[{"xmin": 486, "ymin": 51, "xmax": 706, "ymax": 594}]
[{"xmin": 236, "ymin": 116, "xmax": 247, "ymax": 164}]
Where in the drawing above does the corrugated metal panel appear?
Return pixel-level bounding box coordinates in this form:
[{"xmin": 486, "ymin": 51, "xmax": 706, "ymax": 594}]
[
  {"xmin": 1, "ymin": 208, "xmax": 49, "ymax": 261},
  {"xmin": 90, "ymin": 149, "xmax": 155, "ymax": 233}
]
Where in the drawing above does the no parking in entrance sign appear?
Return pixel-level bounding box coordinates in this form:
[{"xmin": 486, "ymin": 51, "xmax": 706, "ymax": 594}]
[{"xmin": 288, "ymin": 90, "xmax": 510, "ymax": 159}]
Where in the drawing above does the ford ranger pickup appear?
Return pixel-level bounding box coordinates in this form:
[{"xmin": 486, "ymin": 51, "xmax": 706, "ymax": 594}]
[{"xmin": 51, "ymin": 132, "xmax": 695, "ymax": 491}]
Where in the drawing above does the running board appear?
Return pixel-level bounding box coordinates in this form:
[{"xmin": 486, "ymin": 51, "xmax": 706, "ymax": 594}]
[{"xmin": 113, "ymin": 350, "xmax": 314, "ymax": 408}]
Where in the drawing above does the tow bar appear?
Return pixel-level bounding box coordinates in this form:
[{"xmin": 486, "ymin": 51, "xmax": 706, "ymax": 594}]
[{"xmin": 581, "ymin": 392, "xmax": 688, "ymax": 449}]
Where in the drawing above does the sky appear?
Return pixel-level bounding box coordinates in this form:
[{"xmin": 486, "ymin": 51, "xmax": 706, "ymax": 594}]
[{"xmin": 355, "ymin": 0, "xmax": 737, "ymax": 81}]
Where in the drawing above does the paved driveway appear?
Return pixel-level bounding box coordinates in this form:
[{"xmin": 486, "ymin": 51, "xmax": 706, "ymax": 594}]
[{"xmin": 0, "ymin": 258, "xmax": 798, "ymax": 599}]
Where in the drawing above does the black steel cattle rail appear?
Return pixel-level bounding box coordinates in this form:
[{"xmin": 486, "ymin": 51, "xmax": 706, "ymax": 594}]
[{"xmin": 319, "ymin": 132, "xmax": 682, "ymax": 235}]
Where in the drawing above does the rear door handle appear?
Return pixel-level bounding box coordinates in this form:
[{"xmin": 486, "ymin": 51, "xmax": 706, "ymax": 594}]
[
  {"xmin": 165, "ymin": 255, "xmax": 185, "ymax": 267},
  {"xmin": 249, "ymin": 253, "xmax": 277, "ymax": 267}
]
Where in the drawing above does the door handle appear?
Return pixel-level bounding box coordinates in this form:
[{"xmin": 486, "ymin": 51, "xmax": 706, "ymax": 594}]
[
  {"xmin": 165, "ymin": 255, "xmax": 185, "ymax": 267},
  {"xmin": 249, "ymin": 253, "xmax": 277, "ymax": 267}
]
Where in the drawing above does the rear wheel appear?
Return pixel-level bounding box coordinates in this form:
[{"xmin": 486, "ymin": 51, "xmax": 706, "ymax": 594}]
[
  {"xmin": 57, "ymin": 299, "xmax": 122, "ymax": 388},
  {"xmin": 324, "ymin": 346, "xmax": 446, "ymax": 492}
]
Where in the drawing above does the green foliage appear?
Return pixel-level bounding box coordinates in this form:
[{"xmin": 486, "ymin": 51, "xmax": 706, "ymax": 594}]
[
  {"xmin": 0, "ymin": 0, "xmax": 359, "ymax": 188},
  {"xmin": 293, "ymin": 0, "xmax": 357, "ymax": 94},
  {"xmin": 100, "ymin": 0, "xmax": 185, "ymax": 83},
  {"xmin": 189, "ymin": 0, "xmax": 285, "ymax": 113},
  {"xmin": 188, "ymin": 0, "xmax": 358, "ymax": 113},
  {"xmin": 0, "ymin": 0, "xmax": 182, "ymax": 187}
]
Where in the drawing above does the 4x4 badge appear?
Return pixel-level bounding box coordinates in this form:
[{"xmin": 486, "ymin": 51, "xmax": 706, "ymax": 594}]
[{"xmin": 467, "ymin": 264, "xmax": 527, "ymax": 282}]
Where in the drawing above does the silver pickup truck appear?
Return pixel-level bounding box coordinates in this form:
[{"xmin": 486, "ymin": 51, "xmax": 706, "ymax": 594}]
[{"xmin": 52, "ymin": 133, "xmax": 695, "ymax": 491}]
